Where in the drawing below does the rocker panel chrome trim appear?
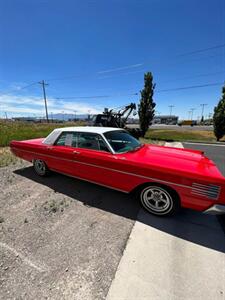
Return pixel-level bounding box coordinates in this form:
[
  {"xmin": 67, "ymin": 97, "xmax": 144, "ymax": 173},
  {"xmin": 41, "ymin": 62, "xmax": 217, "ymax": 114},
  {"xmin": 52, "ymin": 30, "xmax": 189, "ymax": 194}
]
[{"xmin": 50, "ymin": 168, "xmax": 128, "ymax": 193}]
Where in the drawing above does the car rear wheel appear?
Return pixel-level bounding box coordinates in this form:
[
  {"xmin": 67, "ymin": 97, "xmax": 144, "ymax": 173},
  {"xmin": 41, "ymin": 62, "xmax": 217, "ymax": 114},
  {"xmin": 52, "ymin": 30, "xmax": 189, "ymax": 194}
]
[
  {"xmin": 33, "ymin": 159, "xmax": 49, "ymax": 176},
  {"xmin": 139, "ymin": 185, "xmax": 179, "ymax": 216}
]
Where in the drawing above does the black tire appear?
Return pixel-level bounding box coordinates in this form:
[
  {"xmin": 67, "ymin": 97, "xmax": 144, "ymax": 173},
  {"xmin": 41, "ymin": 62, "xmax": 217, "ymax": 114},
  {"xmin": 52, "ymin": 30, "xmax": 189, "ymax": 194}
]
[
  {"xmin": 33, "ymin": 159, "xmax": 50, "ymax": 176},
  {"xmin": 139, "ymin": 184, "xmax": 180, "ymax": 216}
]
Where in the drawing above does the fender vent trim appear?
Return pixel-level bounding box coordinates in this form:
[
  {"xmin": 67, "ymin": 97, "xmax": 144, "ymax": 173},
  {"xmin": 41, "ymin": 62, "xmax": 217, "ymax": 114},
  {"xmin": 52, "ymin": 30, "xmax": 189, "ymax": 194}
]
[{"xmin": 191, "ymin": 183, "xmax": 220, "ymax": 200}]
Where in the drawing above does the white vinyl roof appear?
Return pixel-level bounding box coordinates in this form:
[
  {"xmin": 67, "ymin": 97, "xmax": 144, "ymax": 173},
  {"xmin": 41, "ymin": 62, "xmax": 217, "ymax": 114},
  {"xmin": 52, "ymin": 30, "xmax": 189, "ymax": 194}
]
[
  {"xmin": 43, "ymin": 126, "xmax": 124, "ymax": 145},
  {"xmin": 53, "ymin": 126, "xmax": 123, "ymax": 134}
]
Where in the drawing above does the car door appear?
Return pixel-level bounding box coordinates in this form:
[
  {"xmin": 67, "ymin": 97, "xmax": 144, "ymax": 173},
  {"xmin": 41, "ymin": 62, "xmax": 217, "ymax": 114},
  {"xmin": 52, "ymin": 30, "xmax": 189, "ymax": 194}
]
[
  {"xmin": 46, "ymin": 131, "xmax": 80, "ymax": 177},
  {"xmin": 72, "ymin": 132, "xmax": 134, "ymax": 192}
]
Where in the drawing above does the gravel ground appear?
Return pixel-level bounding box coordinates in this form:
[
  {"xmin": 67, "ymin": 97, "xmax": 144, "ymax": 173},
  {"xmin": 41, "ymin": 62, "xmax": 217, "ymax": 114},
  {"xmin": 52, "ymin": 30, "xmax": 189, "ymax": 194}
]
[{"xmin": 0, "ymin": 161, "xmax": 139, "ymax": 300}]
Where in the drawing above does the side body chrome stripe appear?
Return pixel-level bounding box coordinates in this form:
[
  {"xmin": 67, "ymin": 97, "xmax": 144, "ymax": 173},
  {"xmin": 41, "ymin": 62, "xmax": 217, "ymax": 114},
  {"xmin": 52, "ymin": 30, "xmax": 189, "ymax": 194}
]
[{"xmin": 12, "ymin": 146, "xmax": 197, "ymax": 190}]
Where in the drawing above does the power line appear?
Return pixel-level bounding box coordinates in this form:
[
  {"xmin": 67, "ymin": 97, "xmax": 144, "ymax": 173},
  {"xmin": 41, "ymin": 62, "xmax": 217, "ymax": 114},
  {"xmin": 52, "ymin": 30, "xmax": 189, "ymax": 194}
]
[
  {"xmin": 160, "ymin": 70, "xmax": 225, "ymax": 84},
  {"xmin": 177, "ymin": 43, "xmax": 225, "ymax": 57},
  {"xmin": 57, "ymin": 95, "xmax": 110, "ymax": 100},
  {"xmin": 0, "ymin": 82, "xmax": 38, "ymax": 97},
  {"xmin": 56, "ymin": 92, "xmax": 138, "ymax": 100},
  {"xmin": 0, "ymin": 44, "xmax": 224, "ymax": 96},
  {"xmin": 156, "ymin": 82, "xmax": 223, "ymax": 93},
  {"xmin": 54, "ymin": 82, "xmax": 223, "ymax": 100},
  {"xmin": 40, "ymin": 44, "xmax": 225, "ymax": 83}
]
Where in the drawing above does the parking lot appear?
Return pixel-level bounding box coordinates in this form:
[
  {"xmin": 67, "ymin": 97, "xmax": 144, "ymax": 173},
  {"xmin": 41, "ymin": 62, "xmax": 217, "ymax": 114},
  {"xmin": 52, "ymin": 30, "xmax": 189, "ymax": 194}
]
[{"xmin": 0, "ymin": 142, "xmax": 225, "ymax": 299}]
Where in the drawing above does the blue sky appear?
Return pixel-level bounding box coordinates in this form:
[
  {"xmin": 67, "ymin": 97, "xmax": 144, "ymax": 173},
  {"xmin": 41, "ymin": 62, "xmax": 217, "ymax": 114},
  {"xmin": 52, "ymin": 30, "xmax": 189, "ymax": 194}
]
[{"xmin": 0, "ymin": 0, "xmax": 224, "ymax": 119}]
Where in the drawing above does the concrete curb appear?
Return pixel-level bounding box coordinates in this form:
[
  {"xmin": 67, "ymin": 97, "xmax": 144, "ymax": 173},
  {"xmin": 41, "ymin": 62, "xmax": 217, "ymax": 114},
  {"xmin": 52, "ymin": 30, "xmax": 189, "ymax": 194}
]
[{"xmin": 164, "ymin": 142, "xmax": 183, "ymax": 148}]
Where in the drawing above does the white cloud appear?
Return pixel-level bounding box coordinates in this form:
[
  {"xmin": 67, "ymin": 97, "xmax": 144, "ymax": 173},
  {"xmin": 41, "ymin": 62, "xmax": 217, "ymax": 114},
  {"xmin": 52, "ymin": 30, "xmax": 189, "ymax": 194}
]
[{"xmin": 0, "ymin": 93, "xmax": 103, "ymax": 117}]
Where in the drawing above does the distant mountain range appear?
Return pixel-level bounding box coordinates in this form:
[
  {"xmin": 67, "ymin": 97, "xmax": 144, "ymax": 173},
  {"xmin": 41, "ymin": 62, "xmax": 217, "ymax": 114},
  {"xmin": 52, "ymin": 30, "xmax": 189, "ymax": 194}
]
[{"xmin": 50, "ymin": 113, "xmax": 90, "ymax": 121}]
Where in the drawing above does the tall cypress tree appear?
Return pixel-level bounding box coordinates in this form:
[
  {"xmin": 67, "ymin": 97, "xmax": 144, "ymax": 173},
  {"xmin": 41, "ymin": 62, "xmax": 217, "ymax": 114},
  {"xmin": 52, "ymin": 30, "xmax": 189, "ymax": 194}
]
[
  {"xmin": 138, "ymin": 72, "xmax": 156, "ymax": 137},
  {"xmin": 213, "ymin": 84, "xmax": 225, "ymax": 141}
]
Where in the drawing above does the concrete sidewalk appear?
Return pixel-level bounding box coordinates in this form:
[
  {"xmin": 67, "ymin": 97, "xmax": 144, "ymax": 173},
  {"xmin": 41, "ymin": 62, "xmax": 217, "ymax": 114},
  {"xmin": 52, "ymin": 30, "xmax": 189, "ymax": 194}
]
[
  {"xmin": 106, "ymin": 209, "xmax": 225, "ymax": 300},
  {"xmin": 106, "ymin": 142, "xmax": 225, "ymax": 300}
]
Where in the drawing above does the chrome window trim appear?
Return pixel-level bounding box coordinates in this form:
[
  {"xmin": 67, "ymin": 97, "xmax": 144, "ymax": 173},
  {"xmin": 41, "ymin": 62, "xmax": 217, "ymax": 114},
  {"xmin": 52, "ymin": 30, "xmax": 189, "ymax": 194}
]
[
  {"xmin": 53, "ymin": 131, "xmax": 113, "ymax": 154},
  {"xmin": 100, "ymin": 133, "xmax": 115, "ymax": 154},
  {"xmin": 102, "ymin": 130, "xmax": 141, "ymax": 154}
]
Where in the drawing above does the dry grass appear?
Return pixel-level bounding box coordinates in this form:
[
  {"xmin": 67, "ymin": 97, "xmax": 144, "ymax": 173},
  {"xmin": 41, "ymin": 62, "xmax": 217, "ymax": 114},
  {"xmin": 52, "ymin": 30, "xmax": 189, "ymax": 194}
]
[
  {"xmin": 0, "ymin": 120, "xmax": 85, "ymax": 147},
  {"xmin": 140, "ymin": 138, "xmax": 165, "ymax": 146},
  {"xmin": 145, "ymin": 129, "xmax": 225, "ymax": 142},
  {"xmin": 0, "ymin": 147, "xmax": 22, "ymax": 167}
]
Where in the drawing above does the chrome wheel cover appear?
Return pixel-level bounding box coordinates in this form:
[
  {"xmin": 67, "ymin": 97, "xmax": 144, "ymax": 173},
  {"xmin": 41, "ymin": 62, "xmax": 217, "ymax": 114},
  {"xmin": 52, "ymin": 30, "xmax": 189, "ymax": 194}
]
[
  {"xmin": 34, "ymin": 159, "xmax": 46, "ymax": 175},
  {"xmin": 141, "ymin": 186, "xmax": 172, "ymax": 214}
]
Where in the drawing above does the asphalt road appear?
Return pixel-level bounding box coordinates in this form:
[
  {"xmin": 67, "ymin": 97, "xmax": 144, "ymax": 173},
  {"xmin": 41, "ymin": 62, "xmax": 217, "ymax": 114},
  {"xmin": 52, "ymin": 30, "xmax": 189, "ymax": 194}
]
[{"xmin": 183, "ymin": 142, "xmax": 225, "ymax": 176}]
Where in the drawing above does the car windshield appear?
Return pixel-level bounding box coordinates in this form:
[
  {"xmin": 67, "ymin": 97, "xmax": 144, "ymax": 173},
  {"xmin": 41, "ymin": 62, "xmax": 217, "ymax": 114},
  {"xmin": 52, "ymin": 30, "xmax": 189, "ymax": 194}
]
[{"xmin": 104, "ymin": 130, "xmax": 142, "ymax": 153}]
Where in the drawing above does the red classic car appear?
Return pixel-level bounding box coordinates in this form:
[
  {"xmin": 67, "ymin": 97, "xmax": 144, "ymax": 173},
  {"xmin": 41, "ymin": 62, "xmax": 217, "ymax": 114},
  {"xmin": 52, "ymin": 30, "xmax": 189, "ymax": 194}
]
[{"xmin": 10, "ymin": 126, "xmax": 225, "ymax": 216}]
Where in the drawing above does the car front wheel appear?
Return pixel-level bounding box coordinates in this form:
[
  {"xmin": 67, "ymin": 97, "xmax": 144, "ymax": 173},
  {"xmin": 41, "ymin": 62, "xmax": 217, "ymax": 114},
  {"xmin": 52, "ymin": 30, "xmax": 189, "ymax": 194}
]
[
  {"xmin": 33, "ymin": 159, "xmax": 49, "ymax": 176},
  {"xmin": 139, "ymin": 185, "xmax": 179, "ymax": 216}
]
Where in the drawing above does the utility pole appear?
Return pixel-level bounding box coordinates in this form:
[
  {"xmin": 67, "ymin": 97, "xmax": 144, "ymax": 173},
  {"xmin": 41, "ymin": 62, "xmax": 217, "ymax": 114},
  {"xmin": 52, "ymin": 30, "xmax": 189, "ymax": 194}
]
[
  {"xmin": 200, "ymin": 103, "xmax": 207, "ymax": 122},
  {"xmin": 168, "ymin": 105, "xmax": 174, "ymax": 116},
  {"xmin": 39, "ymin": 80, "xmax": 49, "ymax": 123},
  {"xmin": 190, "ymin": 108, "xmax": 196, "ymax": 120}
]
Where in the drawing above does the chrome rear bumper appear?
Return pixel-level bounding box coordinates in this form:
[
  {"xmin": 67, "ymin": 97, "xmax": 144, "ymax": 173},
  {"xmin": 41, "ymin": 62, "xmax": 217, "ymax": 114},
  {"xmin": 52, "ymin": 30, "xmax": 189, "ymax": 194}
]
[{"xmin": 204, "ymin": 204, "xmax": 225, "ymax": 215}]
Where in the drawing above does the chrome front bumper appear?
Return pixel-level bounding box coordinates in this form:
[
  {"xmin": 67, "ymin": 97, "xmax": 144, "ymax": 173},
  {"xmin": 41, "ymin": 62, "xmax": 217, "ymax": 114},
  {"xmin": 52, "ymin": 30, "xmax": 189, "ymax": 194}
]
[{"xmin": 204, "ymin": 204, "xmax": 225, "ymax": 215}]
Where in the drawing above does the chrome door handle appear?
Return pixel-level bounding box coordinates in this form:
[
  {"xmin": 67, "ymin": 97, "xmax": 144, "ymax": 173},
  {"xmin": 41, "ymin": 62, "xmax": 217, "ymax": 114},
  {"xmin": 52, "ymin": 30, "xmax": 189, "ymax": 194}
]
[{"xmin": 73, "ymin": 150, "xmax": 80, "ymax": 154}]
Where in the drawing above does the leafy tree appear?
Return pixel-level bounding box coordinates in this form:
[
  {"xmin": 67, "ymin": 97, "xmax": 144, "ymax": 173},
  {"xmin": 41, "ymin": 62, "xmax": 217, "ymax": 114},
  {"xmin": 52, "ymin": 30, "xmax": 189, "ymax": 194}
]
[
  {"xmin": 213, "ymin": 84, "xmax": 225, "ymax": 141},
  {"xmin": 138, "ymin": 72, "xmax": 156, "ymax": 137}
]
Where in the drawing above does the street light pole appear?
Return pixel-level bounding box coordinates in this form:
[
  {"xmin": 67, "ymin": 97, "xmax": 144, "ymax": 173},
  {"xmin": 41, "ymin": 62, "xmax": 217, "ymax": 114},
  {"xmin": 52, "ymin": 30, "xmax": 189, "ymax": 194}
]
[
  {"xmin": 200, "ymin": 103, "xmax": 207, "ymax": 121},
  {"xmin": 74, "ymin": 110, "xmax": 77, "ymax": 121},
  {"xmin": 168, "ymin": 105, "xmax": 174, "ymax": 116},
  {"xmin": 188, "ymin": 111, "xmax": 191, "ymax": 120},
  {"xmin": 190, "ymin": 108, "xmax": 196, "ymax": 120}
]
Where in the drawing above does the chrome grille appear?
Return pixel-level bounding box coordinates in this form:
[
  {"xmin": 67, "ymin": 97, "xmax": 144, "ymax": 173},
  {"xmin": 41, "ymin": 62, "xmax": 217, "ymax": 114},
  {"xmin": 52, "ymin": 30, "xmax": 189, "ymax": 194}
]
[{"xmin": 191, "ymin": 183, "xmax": 220, "ymax": 200}]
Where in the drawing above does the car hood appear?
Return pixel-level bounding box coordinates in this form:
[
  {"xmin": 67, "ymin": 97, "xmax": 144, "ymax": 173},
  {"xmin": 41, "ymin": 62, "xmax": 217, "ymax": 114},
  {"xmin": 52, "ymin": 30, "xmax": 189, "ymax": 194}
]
[{"xmin": 124, "ymin": 144, "xmax": 224, "ymax": 181}]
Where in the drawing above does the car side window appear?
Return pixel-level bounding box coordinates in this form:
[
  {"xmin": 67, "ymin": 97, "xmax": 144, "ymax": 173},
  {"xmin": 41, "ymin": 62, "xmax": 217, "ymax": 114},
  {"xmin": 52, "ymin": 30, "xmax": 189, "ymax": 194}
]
[
  {"xmin": 77, "ymin": 132, "xmax": 110, "ymax": 152},
  {"xmin": 55, "ymin": 132, "xmax": 78, "ymax": 147}
]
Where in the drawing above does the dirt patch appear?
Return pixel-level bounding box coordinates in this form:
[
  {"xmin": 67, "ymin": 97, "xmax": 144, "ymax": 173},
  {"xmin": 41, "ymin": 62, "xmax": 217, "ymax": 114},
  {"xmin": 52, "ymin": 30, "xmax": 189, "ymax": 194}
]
[
  {"xmin": 0, "ymin": 162, "xmax": 139, "ymax": 299},
  {"xmin": 0, "ymin": 147, "xmax": 23, "ymax": 167}
]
